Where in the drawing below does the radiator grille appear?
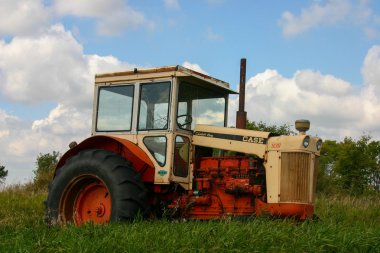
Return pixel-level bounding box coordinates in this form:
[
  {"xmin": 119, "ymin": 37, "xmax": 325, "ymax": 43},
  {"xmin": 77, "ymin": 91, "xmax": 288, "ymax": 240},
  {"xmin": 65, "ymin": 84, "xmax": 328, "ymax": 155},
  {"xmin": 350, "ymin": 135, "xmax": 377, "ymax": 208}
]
[
  {"xmin": 311, "ymin": 156, "xmax": 319, "ymax": 202},
  {"xmin": 280, "ymin": 152, "xmax": 311, "ymax": 203}
]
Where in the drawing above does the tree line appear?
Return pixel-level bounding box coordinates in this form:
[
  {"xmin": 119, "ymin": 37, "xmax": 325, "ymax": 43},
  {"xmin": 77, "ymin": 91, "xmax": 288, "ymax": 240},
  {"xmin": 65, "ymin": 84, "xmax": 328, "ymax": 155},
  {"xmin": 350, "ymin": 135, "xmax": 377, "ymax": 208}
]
[
  {"xmin": 1, "ymin": 121, "xmax": 379, "ymax": 195},
  {"xmin": 318, "ymin": 136, "xmax": 380, "ymax": 195}
]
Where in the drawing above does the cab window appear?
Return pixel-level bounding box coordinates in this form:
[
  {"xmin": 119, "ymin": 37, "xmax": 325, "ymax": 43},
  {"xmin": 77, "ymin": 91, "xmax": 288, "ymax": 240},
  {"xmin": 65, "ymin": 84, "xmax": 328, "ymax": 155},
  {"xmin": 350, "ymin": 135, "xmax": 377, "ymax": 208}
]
[
  {"xmin": 143, "ymin": 136, "xmax": 167, "ymax": 166},
  {"xmin": 173, "ymin": 135, "xmax": 190, "ymax": 177},
  {"xmin": 138, "ymin": 82, "xmax": 171, "ymax": 130},
  {"xmin": 96, "ymin": 85, "xmax": 134, "ymax": 131}
]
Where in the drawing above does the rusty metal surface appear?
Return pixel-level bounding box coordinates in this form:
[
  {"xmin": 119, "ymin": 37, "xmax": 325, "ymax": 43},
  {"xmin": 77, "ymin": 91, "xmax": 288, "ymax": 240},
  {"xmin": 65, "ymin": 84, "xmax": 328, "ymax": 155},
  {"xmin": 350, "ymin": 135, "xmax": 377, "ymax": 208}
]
[
  {"xmin": 55, "ymin": 135, "xmax": 155, "ymax": 182},
  {"xmin": 236, "ymin": 58, "xmax": 247, "ymax": 129},
  {"xmin": 280, "ymin": 152, "xmax": 312, "ymax": 203},
  {"xmin": 236, "ymin": 111, "xmax": 247, "ymax": 129},
  {"xmin": 95, "ymin": 65, "xmax": 238, "ymax": 94},
  {"xmin": 95, "ymin": 66, "xmax": 178, "ymax": 78}
]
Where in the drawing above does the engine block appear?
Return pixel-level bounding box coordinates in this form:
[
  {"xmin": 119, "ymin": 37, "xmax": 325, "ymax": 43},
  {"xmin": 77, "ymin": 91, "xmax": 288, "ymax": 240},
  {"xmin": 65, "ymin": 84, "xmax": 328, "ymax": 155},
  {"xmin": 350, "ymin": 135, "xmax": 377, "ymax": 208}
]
[{"xmin": 172, "ymin": 156, "xmax": 266, "ymax": 219}]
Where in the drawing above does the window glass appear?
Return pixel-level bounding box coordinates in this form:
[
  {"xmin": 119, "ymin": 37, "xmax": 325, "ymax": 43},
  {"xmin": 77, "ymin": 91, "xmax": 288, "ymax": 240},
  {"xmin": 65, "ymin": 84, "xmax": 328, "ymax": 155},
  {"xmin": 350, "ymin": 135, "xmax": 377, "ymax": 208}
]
[
  {"xmin": 143, "ymin": 136, "xmax": 167, "ymax": 166},
  {"xmin": 138, "ymin": 82, "xmax": 171, "ymax": 130},
  {"xmin": 96, "ymin": 85, "xmax": 134, "ymax": 131},
  {"xmin": 173, "ymin": 136, "xmax": 190, "ymax": 177},
  {"xmin": 177, "ymin": 82, "xmax": 226, "ymax": 130}
]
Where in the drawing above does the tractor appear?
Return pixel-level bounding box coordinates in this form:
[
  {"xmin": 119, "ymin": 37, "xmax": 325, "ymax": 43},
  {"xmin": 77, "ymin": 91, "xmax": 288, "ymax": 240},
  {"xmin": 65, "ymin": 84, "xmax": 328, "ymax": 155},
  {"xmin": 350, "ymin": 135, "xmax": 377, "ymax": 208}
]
[{"xmin": 46, "ymin": 59, "xmax": 321, "ymax": 225}]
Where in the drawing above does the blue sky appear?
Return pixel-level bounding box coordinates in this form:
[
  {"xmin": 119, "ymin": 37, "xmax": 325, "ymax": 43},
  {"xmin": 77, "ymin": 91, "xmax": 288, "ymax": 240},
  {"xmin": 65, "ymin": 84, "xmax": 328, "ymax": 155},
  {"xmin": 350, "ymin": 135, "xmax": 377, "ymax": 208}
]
[
  {"xmin": 1, "ymin": 0, "xmax": 380, "ymax": 183},
  {"xmin": 74, "ymin": 0, "xmax": 378, "ymax": 85}
]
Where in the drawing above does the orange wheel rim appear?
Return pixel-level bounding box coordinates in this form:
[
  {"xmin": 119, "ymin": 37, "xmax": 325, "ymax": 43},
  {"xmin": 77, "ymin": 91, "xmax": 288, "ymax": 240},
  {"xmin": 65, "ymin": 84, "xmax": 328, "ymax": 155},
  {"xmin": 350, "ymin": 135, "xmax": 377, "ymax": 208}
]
[{"xmin": 73, "ymin": 180, "xmax": 111, "ymax": 225}]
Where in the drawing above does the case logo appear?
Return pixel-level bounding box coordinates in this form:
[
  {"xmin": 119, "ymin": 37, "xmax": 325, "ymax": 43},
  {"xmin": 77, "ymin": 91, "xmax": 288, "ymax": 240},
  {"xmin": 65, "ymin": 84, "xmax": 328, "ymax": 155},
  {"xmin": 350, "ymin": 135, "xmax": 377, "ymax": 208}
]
[{"xmin": 242, "ymin": 136, "xmax": 265, "ymax": 144}]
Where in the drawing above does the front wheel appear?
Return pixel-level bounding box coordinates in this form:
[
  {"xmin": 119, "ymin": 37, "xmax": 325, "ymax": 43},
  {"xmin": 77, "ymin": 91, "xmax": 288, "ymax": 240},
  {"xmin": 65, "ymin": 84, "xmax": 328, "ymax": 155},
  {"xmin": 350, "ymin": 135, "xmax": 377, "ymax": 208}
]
[{"xmin": 45, "ymin": 149, "xmax": 148, "ymax": 225}]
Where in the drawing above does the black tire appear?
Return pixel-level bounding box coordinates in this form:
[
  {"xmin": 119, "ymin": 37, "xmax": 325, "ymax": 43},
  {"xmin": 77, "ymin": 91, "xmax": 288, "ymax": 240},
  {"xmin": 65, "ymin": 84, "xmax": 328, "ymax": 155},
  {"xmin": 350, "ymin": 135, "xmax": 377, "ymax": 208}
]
[{"xmin": 45, "ymin": 149, "xmax": 148, "ymax": 225}]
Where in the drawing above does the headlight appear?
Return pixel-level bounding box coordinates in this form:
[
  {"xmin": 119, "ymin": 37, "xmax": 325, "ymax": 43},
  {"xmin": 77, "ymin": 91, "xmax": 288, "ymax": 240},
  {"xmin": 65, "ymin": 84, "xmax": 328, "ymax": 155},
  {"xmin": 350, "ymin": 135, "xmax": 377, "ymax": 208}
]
[
  {"xmin": 316, "ymin": 139, "xmax": 322, "ymax": 151},
  {"xmin": 303, "ymin": 136, "xmax": 310, "ymax": 148}
]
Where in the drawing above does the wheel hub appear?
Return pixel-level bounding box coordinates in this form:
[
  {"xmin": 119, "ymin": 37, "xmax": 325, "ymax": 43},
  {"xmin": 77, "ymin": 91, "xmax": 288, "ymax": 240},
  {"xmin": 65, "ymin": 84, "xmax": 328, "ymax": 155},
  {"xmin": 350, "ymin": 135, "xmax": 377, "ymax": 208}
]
[
  {"xmin": 96, "ymin": 203, "xmax": 106, "ymax": 217},
  {"xmin": 72, "ymin": 180, "xmax": 111, "ymax": 225}
]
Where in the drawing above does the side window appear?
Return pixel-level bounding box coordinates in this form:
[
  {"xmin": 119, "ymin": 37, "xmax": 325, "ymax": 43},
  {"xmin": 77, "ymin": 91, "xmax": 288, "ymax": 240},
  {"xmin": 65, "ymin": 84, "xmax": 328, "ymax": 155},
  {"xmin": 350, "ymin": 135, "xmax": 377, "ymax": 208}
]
[
  {"xmin": 96, "ymin": 85, "xmax": 134, "ymax": 131},
  {"xmin": 138, "ymin": 82, "xmax": 171, "ymax": 130},
  {"xmin": 143, "ymin": 136, "xmax": 167, "ymax": 166},
  {"xmin": 173, "ymin": 136, "xmax": 190, "ymax": 177}
]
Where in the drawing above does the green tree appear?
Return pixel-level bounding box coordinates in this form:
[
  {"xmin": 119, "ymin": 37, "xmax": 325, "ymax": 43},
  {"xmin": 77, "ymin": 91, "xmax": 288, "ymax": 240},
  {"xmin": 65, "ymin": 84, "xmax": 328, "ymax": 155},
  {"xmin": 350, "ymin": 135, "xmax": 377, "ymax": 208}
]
[
  {"xmin": 319, "ymin": 136, "xmax": 380, "ymax": 195},
  {"xmin": 0, "ymin": 164, "xmax": 8, "ymax": 184},
  {"xmin": 367, "ymin": 140, "xmax": 380, "ymax": 191},
  {"xmin": 318, "ymin": 140, "xmax": 340, "ymax": 194},
  {"xmin": 334, "ymin": 136, "xmax": 379, "ymax": 194},
  {"xmin": 246, "ymin": 120, "xmax": 295, "ymax": 135},
  {"xmin": 33, "ymin": 151, "xmax": 60, "ymax": 190}
]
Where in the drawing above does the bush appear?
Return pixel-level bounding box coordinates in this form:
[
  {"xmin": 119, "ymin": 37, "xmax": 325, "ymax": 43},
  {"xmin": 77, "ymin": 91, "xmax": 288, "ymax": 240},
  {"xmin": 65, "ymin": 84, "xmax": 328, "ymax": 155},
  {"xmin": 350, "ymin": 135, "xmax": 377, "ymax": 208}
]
[
  {"xmin": 0, "ymin": 165, "xmax": 8, "ymax": 184},
  {"xmin": 32, "ymin": 151, "xmax": 60, "ymax": 191},
  {"xmin": 319, "ymin": 136, "xmax": 380, "ymax": 195}
]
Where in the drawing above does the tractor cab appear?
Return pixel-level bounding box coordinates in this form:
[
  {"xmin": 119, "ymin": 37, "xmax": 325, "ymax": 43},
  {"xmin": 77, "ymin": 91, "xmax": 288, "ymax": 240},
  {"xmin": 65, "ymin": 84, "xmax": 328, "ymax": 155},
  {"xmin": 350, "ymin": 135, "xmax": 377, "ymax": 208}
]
[{"xmin": 92, "ymin": 66, "xmax": 237, "ymax": 188}]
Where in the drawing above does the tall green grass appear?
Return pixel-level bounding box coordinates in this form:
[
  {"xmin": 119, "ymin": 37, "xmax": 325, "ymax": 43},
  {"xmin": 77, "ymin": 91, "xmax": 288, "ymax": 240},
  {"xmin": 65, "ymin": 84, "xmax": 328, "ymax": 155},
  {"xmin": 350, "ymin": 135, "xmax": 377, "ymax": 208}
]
[{"xmin": 1, "ymin": 186, "xmax": 379, "ymax": 253}]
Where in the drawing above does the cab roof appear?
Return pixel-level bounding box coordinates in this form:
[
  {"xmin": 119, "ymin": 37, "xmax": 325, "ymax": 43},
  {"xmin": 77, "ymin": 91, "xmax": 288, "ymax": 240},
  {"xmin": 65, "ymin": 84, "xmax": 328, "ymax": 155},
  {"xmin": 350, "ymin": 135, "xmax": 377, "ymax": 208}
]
[{"xmin": 95, "ymin": 65, "xmax": 238, "ymax": 94}]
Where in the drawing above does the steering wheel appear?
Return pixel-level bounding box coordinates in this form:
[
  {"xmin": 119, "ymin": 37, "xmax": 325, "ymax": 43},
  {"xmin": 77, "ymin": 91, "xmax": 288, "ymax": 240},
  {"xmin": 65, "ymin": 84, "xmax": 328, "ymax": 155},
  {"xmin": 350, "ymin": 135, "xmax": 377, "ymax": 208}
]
[{"xmin": 177, "ymin": 114, "xmax": 193, "ymax": 128}]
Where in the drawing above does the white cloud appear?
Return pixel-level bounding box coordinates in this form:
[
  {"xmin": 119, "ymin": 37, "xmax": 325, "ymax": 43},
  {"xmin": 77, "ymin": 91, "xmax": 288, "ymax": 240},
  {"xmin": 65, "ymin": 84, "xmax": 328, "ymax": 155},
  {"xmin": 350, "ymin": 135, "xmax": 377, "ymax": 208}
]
[
  {"xmin": 87, "ymin": 55, "xmax": 137, "ymax": 76},
  {"xmin": 294, "ymin": 70, "xmax": 352, "ymax": 96},
  {"xmin": 0, "ymin": 25, "xmax": 140, "ymax": 184},
  {"xmin": 279, "ymin": 0, "xmax": 351, "ymax": 37},
  {"xmin": 0, "ymin": 110, "xmax": 23, "ymax": 139},
  {"xmin": 360, "ymin": 45, "xmax": 380, "ymax": 131},
  {"xmin": 0, "ymin": 24, "xmax": 137, "ymax": 108},
  {"xmin": 32, "ymin": 104, "xmax": 90, "ymax": 136},
  {"xmin": 164, "ymin": 0, "xmax": 180, "ymax": 10},
  {"xmin": 362, "ymin": 45, "xmax": 380, "ymax": 89},
  {"xmin": 0, "ymin": 130, "xmax": 9, "ymax": 138},
  {"xmin": 0, "ymin": 0, "xmax": 51, "ymax": 36},
  {"xmin": 182, "ymin": 61, "xmax": 209, "ymax": 75},
  {"xmin": 0, "ymin": 104, "xmax": 91, "ymax": 184},
  {"xmin": 279, "ymin": 0, "xmax": 380, "ymax": 38},
  {"xmin": 54, "ymin": 0, "xmax": 121, "ymax": 16},
  {"xmin": 0, "ymin": 25, "xmax": 89, "ymax": 106},
  {"xmin": 229, "ymin": 45, "xmax": 380, "ymax": 140},
  {"xmin": 0, "ymin": 0, "xmax": 154, "ymax": 37},
  {"xmin": 196, "ymin": 111, "xmax": 225, "ymax": 126},
  {"xmin": 54, "ymin": 0, "xmax": 153, "ymax": 35}
]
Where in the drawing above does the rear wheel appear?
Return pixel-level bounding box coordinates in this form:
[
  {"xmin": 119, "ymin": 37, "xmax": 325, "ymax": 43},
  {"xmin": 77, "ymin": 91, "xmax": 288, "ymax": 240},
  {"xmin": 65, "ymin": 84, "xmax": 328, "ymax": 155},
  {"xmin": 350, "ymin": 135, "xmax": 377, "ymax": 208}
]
[{"xmin": 45, "ymin": 149, "xmax": 148, "ymax": 225}]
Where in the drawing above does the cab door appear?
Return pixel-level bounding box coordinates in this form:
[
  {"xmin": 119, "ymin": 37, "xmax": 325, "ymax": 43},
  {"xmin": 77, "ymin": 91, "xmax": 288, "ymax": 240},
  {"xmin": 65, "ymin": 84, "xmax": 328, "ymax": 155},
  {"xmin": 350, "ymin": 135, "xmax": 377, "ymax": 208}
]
[{"xmin": 170, "ymin": 134, "xmax": 192, "ymax": 184}]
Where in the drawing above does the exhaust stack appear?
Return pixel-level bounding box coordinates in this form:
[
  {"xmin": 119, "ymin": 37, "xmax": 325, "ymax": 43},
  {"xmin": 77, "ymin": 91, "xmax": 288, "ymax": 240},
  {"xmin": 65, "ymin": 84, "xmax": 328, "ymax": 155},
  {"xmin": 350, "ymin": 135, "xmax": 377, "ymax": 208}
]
[{"xmin": 236, "ymin": 58, "xmax": 247, "ymax": 129}]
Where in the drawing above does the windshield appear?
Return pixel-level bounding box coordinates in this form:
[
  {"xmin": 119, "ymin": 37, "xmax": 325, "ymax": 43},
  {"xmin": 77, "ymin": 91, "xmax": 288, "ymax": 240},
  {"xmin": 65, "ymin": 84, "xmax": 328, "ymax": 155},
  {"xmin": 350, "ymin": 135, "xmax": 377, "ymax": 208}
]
[{"xmin": 177, "ymin": 82, "xmax": 226, "ymax": 130}]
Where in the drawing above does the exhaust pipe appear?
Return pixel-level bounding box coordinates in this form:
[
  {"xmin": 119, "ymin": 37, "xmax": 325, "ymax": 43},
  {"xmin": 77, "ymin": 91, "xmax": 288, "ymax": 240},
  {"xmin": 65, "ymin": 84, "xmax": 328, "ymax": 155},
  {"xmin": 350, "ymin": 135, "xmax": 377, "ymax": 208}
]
[{"xmin": 236, "ymin": 58, "xmax": 247, "ymax": 129}]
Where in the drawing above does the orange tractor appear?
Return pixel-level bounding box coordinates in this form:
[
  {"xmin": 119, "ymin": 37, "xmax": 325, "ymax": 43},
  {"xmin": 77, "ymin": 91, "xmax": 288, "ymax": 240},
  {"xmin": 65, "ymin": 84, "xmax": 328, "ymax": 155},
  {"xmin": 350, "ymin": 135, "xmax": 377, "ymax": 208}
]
[{"xmin": 46, "ymin": 59, "xmax": 321, "ymax": 225}]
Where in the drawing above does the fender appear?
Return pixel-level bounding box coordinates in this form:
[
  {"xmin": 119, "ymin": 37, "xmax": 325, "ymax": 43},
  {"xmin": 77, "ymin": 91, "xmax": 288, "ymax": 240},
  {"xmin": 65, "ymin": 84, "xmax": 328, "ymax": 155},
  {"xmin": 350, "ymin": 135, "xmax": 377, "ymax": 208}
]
[{"xmin": 55, "ymin": 135, "xmax": 155, "ymax": 182}]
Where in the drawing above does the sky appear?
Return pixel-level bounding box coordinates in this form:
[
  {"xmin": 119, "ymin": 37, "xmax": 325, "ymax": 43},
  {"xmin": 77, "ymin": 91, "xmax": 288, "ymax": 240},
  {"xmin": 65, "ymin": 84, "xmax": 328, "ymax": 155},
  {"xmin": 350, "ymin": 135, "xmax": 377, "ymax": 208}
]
[{"xmin": 1, "ymin": 0, "xmax": 380, "ymax": 184}]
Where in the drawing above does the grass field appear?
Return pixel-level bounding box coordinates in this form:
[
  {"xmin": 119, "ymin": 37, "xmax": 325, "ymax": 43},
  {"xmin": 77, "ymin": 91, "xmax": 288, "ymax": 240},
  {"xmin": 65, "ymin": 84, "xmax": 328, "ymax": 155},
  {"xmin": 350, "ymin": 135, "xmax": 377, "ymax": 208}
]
[{"xmin": 0, "ymin": 186, "xmax": 379, "ymax": 253}]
